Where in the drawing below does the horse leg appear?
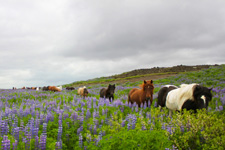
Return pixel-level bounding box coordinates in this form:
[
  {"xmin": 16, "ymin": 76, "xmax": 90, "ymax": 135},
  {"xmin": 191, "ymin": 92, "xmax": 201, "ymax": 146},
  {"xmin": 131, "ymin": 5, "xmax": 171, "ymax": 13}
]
[{"xmin": 169, "ymin": 110, "xmax": 172, "ymax": 117}]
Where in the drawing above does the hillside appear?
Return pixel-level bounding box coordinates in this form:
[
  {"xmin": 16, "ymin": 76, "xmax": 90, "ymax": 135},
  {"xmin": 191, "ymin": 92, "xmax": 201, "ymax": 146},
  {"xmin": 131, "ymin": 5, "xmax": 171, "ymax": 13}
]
[{"xmin": 67, "ymin": 64, "xmax": 217, "ymax": 87}]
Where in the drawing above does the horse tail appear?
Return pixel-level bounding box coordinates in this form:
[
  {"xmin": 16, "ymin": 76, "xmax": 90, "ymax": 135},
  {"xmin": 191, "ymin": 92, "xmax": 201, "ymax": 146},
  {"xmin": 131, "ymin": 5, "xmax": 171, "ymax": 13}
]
[{"xmin": 128, "ymin": 94, "xmax": 131, "ymax": 104}]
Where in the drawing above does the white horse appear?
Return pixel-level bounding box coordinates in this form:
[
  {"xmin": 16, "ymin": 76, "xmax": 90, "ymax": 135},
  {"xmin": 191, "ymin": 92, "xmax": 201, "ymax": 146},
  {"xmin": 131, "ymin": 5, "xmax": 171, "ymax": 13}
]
[{"xmin": 57, "ymin": 85, "xmax": 62, "ymax": 91}]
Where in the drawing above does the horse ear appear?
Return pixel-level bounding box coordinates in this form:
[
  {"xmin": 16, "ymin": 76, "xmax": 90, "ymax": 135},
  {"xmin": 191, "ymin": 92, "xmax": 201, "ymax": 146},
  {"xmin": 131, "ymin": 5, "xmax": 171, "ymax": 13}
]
[
  {"xmin": 113, "ymin": 84, "xmax": 115, "ymax": 87},
  {"xmin": 150, "ymin": 80, "xmax": 153, "ymax": 83},
  {"xmin": 144, "ymin": 80, "xmax": 147, "ymax": 84}
]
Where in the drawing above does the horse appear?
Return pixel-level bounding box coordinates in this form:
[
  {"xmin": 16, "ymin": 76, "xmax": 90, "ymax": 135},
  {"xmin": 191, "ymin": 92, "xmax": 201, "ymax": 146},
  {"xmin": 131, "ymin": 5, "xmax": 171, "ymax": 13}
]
[
  {"xmin": 128, "ymin": 80, "xmax": 154, "ymax": 107},
  {"xmin": 78, "ymin": 86, "xmax": 89, "ymax": 98},
  {"xmin": 66, "ymin": 87, "xmax": 75, "ymax": 90},
  {"xmin": 100, "ymin": 84, "xmax": 116, "ymax": 102},
  {"xmin": 157, "ymin": 85, "xmax": 178, "ymax": 110},
  {"xmin": 48, "ymin": 86, "xmax": 61, "ymax": 92},
  {"xmin": 31, "ymin": 87, "xmax": 37, "ymax": 90},
  {"xmin": 42, "ymin": 86, "xmax": 49, "ymax": 91},
  {"xmin": 166, "ymin": 83, "xmax": 212, "ymax": 117}
]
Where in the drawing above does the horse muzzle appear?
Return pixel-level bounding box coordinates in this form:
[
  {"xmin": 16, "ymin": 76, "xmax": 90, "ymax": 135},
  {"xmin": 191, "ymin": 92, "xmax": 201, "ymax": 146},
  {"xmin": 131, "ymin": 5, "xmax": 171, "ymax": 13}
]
[{"xmin": 146, "ymin": 97, "xmax": 151, "ymax": 101}]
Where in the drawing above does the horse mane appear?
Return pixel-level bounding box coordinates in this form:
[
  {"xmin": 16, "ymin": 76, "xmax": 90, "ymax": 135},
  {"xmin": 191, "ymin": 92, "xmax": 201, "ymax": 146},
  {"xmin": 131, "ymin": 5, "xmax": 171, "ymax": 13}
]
[{"xmin": 139, "ymin": 83, "xmax": 145, "ymax": 91}]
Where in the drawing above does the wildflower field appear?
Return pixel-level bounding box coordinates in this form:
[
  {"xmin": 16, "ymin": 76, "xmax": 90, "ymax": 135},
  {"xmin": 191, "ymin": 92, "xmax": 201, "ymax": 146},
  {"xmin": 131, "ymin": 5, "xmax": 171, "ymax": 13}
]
[{"xmin": 0, "ymin": 65, "xmax": 225, "ymax": 150}]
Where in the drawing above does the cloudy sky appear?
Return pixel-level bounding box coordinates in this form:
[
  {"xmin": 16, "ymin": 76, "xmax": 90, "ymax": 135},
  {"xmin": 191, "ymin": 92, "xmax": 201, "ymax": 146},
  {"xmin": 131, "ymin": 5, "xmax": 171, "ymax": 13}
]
[{"xmin": 1, "ymin": 0, "xmax": 225, "ymax": 89}]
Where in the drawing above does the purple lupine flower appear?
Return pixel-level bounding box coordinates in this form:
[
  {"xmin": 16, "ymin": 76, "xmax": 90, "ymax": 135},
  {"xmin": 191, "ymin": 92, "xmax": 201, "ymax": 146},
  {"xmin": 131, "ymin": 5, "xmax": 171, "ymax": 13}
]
[
  {"xmin": 127, "ymin": 122, "xmax": 131, "ymax": 131},
  {"xmin": 180, "ymin": 125, "xmax": 185, "ymax": 132},
  {"xmin": 39, "ymin": 134, "xmax": 47, "ymax": 150},
  {"xmin": 166, "ymin": 125, "xmax": 172, "ymax": 134},
  {"xmin": 77, "ymin": 126, "xmax": 83, "ymax": 135},
  {"xmin": 220, "ymin": 95, "xmax": 225, "ymax": 105},
  {"xmin": 86, "ymin": 109, "xmax": 91, "ymax": 120},
  {"xmin": 93, "ymin": 125, "xmax": 97, "ymax": 135},
  {"xmin": 26, "ymin": 133, "xmax": 31, "ymax": 150},
  {"xmin": 64, "ymin": 113, "xmax": 69, "ymax": 120},
  {"xmin": 96, "ymin": 131, "xmax": 103, "ymax": 145},
  {"xmin": 1, "ymin": 135, "xmax": 10, "ymax": 150},
  {"xmin": 71, "ymin": 112, "xmax": 78, "ymax": 121},
  {"xmin": 119, "ymin": 106, "xmax": 124, "ymax": 112},
  {"xmin": 121, "ymin": 120, "xmax": 126, "ymax": 127},
  {"xmin": 219, "ymin": 106, "xmax": 223, "ymax": 111},
  {"xmin": 135, "ymin": 106, "xmax": 138, "ymax": 113},
  {"xmin": 55, "ymin": 141, "xmax": 62, "ymax": 150},
  {"xmin": 131, "ymin": 115, "xmax": 137, "ymax": 129},
  {"xmin": 35, "ymin": 136, "xmax": 39, "ymax": 150},
  {"xmin": 58, "ymin": 125, "xmax": 63, "ymax": 141},
  {"xmin": 79, "ymin": 133, "xmax": 83, "ymax": 148},
  {"xmin": 144, "ymin": 102, "xmax": 147, "ymax": 109},
  {"xmin": 1, "ymin": 121, "xmax": 6, "ymax": 136},
  {"xmin": 14, "ymin": 127, "xmax": 20, "ymax": 141},
  {"xmin": 42, "ymin": 123, "xmax": 47, "ymax": 136}
]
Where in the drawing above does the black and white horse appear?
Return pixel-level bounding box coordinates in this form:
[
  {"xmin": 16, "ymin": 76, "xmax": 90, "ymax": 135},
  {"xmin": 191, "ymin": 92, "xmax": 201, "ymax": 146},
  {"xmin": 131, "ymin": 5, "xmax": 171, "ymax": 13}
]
[{"xmin": 158, "ymin": 83, "xmax": 212, "ymax": 116}]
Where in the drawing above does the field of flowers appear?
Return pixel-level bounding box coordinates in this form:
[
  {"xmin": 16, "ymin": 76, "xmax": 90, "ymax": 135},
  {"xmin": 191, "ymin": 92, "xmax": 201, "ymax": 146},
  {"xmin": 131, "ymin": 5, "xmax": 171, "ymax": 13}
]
[{"xmin": 0, "ymin": 65, "xmax": 225, "ymax": 149}]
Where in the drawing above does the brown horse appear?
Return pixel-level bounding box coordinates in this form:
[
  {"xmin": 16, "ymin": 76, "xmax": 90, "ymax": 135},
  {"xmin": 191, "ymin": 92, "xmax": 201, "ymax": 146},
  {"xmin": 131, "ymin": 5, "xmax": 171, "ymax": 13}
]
[
  {"xmin": 78, "ymin": 86, "xmax": 89, "ymax": 98},
  {"xmin": 128, "ymin": 80, "xmax": 154, "ymax": 107},
  {"xmin": 48, "ymin": 86, "xmax": 61, "ymax": 92}
]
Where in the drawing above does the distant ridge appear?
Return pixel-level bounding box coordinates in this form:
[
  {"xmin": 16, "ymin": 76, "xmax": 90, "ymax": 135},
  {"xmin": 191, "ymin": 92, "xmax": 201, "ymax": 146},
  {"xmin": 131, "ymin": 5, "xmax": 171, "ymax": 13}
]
[
  {"xmin": 109, "ymin": 64, "xmax": 215, "ymax": 79},
  {"xmin": 66, "ymin": 64, "xmax": 218, "ymax": 87}
]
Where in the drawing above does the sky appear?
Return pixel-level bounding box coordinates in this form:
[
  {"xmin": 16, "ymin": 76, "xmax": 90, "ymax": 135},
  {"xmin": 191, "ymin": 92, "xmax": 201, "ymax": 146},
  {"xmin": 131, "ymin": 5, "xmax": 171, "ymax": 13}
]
[{"xmin": 1, "ymin": 0, "xmax": 225, "ymax": 89}]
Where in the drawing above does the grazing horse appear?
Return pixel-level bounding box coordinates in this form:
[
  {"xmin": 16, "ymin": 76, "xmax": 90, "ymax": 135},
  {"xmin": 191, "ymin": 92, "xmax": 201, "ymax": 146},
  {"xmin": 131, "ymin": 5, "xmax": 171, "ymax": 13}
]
[
  {"xmin": 78, "ymin": 86, "xmax": 89, "ymax": 98},
  {"xmin": 100, "ymin": 84, "xmax": 116, "ymax": 102},
  {"xmin": 157, "ymin": 85, "xmax": 178, "ymax": 110},
  {"xmin": 166, "ymin": 83, "xmax": 212, "ymax": 116},
  {"xmin": 128, "ymin": 80, "xmax": 154, "ymax": 107},
  {"xmin": 66, "ymin": 87, "xmax": 75, "ymax": 90},
  {"xmin": 48, "ymin": 86, "xmax": 61, "ymax": 92},
  {"xmin": 42, "ymin": 86, "xmax": 49, "ymax": 91}
]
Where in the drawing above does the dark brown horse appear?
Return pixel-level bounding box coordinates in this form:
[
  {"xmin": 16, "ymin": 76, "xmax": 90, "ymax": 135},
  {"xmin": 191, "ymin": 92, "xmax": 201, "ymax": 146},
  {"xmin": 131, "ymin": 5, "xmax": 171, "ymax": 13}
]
[
  {"xmin": 128, "ymin": 80, "xmax": 154, "ymax": 107},
  {"xmin": 100, "ymin": 84, "xmax": 116, "ymax": 102},
  {"xmin": 66, "ymin": 87, "xmax": 75, "ymax": 90},
  {"xmin": 42, "ymin": 86, "xmax": 49, "ymax": 91}
]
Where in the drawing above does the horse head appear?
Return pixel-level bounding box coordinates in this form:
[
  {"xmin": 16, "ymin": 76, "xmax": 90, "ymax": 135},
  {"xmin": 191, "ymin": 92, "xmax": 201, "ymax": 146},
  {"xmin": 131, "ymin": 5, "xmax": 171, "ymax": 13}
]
[
  {"xmin": 143, "ymin": 80, "xmax": 154, "ymax": 103},
  {"xmin": 83, "ymin": 88, "xmax": 89, "ymax": 97},
  {"xmin": 107, "ymin": 84, "xmax": 116, "ymax": 97},
  {"xmin": 193, "ymin": 85, "xmax": 212, "ymax": 109}
]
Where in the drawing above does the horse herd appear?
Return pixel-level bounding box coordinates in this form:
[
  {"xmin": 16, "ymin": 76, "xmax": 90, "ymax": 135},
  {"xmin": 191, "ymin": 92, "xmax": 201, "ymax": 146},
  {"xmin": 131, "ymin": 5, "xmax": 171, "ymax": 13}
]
[{"xmin": 14, "ymin": 80, "xmax": 213, "ymax": 116}]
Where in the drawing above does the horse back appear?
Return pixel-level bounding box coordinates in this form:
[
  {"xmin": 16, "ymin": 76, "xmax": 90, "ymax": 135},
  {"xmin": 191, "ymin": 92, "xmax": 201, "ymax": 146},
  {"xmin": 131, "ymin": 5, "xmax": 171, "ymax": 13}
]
[
  {"xmin": 128, "ymin": 88, "xmax": 142, "ymax": 104},
  {"xmin": 158, "ymin": 86, "xmax": 177, "ymax": 107}
]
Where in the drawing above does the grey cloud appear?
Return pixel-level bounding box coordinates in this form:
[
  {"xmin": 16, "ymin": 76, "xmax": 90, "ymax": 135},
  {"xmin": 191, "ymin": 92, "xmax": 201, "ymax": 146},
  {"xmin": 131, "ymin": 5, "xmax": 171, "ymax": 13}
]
[{"xmin": 0, "ymin": 0, "xmax": 225, "ymax": 88}]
